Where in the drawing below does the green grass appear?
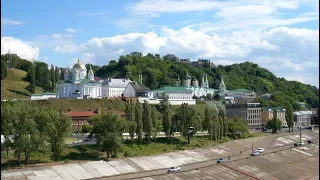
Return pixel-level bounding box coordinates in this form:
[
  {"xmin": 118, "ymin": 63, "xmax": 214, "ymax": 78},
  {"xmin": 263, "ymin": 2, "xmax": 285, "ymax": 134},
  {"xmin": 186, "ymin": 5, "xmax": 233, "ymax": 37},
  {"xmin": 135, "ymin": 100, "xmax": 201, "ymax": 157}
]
[
  {"xmin": 2, "ymin": 134, "xmax": 255, "ymax": 169},
  {"xmin": 1, "ymin": 68, "xmax": 44, "ymax": 99}
]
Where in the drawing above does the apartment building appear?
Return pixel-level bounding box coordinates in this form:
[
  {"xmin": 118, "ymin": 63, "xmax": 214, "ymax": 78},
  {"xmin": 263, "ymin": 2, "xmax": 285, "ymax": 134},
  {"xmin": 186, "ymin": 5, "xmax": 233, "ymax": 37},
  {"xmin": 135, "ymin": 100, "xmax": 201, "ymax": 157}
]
[
  {"xmin": 293, "ymin": 111, "xmax": 313, "ymax": 127},
  {"xmin": 226, "ymin": 101, "xmax": 262, "ymax": 129},
  {"xmin": 261, "ymin": 107, "xmax": 287, "ymax": 128}
]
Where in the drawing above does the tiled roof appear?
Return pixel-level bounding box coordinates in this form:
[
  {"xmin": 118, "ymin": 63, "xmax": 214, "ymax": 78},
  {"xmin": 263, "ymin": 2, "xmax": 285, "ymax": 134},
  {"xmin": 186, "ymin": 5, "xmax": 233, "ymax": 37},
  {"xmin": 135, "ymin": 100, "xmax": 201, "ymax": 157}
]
[
  {"xmin": 129, "ymin": 82, "xmax": 150, "ymax": 92},
  {"xmin": 65, "ymin": 111, "xmax": 97, "ymax": 117},
  {"xmin": 153, "ymin": 86, "xmax": 192, "ymax": 92},
  {"xmin": 103, "ymin": 78, "xmax": 131, "ymax": 87}
]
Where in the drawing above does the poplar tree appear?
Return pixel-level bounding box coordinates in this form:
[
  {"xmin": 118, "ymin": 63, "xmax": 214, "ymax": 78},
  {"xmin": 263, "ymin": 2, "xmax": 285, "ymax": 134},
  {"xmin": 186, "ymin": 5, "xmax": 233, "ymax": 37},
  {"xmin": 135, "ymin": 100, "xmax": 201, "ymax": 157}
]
[
  {"xmin": 142, "ymin": 100, "xmax": 152, "ymax": 143},
  {"xmin": 135, "ymin": 101, "xmax": 143, "ymax": 143}
]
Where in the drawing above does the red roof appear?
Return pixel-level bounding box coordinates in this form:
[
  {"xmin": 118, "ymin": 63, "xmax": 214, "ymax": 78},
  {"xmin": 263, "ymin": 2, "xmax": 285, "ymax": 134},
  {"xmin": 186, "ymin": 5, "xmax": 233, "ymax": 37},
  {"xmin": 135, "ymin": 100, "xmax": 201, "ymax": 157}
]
[
  {"xmin": 65, "ymin": 111, "xmax": 96, "ymax": 117},
  {"xmin": 94, "ymin": 76, "xmax": 102, "ymax": 81}
]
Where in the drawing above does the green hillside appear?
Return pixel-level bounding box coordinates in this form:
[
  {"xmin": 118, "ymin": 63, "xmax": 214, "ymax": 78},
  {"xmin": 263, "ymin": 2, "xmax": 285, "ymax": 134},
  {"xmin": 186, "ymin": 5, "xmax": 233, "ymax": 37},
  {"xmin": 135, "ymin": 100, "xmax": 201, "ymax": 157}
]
[{"xmin": 1, "ymin": 68, "xmax": 44, "ymax": 99}]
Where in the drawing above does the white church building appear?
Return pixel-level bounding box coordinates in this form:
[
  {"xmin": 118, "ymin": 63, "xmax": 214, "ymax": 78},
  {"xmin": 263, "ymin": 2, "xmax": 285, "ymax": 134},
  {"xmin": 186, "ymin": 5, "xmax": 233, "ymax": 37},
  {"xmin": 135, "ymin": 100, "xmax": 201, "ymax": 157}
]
[{"xmin": 56, "ymin": 59, "xmax": 103, "ymax": 99}]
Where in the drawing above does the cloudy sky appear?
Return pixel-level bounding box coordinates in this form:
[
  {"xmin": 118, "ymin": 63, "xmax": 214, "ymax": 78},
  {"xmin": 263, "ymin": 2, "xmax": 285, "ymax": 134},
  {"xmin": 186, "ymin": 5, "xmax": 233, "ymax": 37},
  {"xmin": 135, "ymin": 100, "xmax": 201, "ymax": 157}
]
[{"xmin": 1, "ymin": 0, "xmax": 319, "ymax": 87}]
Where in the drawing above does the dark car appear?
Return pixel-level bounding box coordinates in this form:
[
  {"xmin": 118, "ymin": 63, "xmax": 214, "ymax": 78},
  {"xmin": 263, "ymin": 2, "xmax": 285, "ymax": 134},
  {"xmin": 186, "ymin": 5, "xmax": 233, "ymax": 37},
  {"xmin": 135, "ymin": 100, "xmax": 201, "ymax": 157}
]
[
  {"xmin": 84, "ymin": 137, "xmax": 92, "ymax": 141},
  {"xmin": 217, "ymin": 158, "xmax": 225, "ymax": 163},
  {"xmin": 261, "ymin": 128, "xmax": 267, "ymax": 132},
  {"xmin": 308, "ymin": 140, "xmax": 313, "ymax": 144}
]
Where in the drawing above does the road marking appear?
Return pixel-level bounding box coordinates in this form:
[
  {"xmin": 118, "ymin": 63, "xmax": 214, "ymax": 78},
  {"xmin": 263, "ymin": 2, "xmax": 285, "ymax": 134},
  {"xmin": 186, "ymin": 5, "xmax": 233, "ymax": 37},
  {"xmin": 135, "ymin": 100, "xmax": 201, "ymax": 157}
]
[{"xmin": 292, "ymin": 149, "xmax": 313, "ymax": 156}]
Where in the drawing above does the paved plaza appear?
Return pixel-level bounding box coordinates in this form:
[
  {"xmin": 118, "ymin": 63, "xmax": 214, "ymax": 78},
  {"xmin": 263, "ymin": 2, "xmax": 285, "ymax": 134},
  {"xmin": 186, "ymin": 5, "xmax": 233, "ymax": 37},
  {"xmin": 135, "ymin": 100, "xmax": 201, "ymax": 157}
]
[
  {"xmin": 131, "ymin": 144, "xmax": 319, "ymax": 180},
  {"xmin": 1, "ymin": 131, "xmax": 318, "ymax": 180}
]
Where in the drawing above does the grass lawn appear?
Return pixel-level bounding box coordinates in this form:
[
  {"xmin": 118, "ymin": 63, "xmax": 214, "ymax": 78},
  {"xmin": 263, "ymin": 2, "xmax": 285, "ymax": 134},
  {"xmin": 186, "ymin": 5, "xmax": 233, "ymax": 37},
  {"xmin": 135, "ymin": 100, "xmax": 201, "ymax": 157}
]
[
  {"xmin": 64, "ymin": 137, "xmax": 82, "ymax": 143},
  {"xmin": 1, "ymin": 133, "xmax": 267, "ymax": 169}
]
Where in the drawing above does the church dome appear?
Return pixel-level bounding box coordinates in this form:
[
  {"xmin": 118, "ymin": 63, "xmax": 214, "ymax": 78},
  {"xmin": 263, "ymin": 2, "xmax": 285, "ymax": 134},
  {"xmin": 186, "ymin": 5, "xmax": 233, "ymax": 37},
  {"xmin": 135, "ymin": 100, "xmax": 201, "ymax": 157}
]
[{"xmin": 72, "ymin": 59, "xmax": 86, "ymax": 70}]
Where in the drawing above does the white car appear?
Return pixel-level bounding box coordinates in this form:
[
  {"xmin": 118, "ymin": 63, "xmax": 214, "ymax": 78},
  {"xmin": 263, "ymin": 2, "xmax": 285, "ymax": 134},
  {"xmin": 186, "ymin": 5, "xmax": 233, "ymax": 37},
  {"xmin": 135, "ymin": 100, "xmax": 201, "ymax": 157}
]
[
  {"xmin": 168, "ymin": 167, "xmax": 181, "ymax": 172},
  {"xmin": 256, "ymin": 148, "xmax": 265, "ymax": 153}
]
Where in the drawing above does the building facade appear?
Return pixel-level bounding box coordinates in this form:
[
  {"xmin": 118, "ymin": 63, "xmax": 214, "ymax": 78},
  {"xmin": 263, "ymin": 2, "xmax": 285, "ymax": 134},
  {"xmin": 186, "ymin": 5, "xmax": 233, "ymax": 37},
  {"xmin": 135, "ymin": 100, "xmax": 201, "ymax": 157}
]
[
  {"xmin": 261, "ymin": 107, "xmax": 287, "ymax": 128},
  {"xmin": 56, "ymin": 59, "xmax": 103, "ymax": 99},
  {"xmin": 30, "ymin": 92, "xmax": 57, "ymax": 100},
  {"xmin": 226, "ymin": 102, "xmax": 262, "ymax": 129},
  {"xmin": 153, "ymin": 86, "xmax": 196, "ymax": 105},
  {"xmin": 102, "ymin": 78, "xmax": 132, "ymax": 97},
  {"xmin": 293, "ymin": 111, "xmax": 313, "ymax": 127}
]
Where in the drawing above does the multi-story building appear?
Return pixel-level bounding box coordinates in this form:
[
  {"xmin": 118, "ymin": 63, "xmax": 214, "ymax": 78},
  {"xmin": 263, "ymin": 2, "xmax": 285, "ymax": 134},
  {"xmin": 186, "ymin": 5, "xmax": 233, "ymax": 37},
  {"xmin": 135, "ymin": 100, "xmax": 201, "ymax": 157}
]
[
  {"xmin": 293, "ymin": 111, "xmax": 313, "ymax": 127},
  {"xmin": 261, "ymin": 107, "xmax": 287, "ymax": 128},
  {"xmin": 152, "ymin": 86, "xmax": 196, "ymax": 105},
  {"xmin": 226, "ymin": 101, "xmax": 262, "ymax": 129},
  {"xmin": 101, "ymin": 78, "xmax": 131, "ymax": 97}
]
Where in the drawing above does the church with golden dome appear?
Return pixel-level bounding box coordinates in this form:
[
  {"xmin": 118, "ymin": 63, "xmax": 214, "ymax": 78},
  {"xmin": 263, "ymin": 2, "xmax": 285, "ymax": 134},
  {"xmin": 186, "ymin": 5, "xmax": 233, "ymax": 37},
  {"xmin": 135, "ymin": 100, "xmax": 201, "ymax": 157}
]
[{"xmin": 56, "ymin": 59, "xmax": 103, "ymax": 99}]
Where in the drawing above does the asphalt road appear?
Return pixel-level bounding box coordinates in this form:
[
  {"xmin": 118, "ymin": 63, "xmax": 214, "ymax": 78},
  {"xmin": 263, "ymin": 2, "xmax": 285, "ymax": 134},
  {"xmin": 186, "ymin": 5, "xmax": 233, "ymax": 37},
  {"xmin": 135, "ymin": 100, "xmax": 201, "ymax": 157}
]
[{"xmin": 97, "ymin": 131, "xmax": 319, "ymax": 180}]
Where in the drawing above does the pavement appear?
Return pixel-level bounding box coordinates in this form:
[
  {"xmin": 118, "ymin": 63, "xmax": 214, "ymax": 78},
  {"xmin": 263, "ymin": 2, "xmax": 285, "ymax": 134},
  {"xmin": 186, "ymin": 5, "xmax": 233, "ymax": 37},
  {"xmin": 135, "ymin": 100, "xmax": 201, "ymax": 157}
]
[{"xmin": 1, "ymin": 130, "xmax": 318, "ymax": 180}]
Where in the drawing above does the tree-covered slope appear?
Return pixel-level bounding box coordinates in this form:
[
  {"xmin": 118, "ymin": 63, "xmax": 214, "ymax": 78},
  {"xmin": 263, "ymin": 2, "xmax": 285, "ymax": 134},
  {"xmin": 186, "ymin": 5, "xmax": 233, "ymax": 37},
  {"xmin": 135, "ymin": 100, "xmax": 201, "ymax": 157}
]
[{"xmin": 95, "ymin": 52, "xmax": 319, "ymax": 109}]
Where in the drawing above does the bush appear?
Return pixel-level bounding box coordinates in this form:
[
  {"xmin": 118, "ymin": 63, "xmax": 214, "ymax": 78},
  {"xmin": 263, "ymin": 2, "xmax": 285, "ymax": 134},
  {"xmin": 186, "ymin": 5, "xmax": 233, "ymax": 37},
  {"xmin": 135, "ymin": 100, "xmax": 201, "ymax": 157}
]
[
  {"xmin": 174, "ymin": 145, "xmax": 185, "ymax": 150},
  {"xmin": 111, "ymin": 154, "xmax": 119, "ymax": 158},
  {"xmin": 82, "ymin": 124, "xmax": 92, "ymax": 134},
  {"xmin": 217, "ymin": 137, "xmax": 231, "ymax": 144},
  {"xmin": 123, "ymin": 150, "xmax": 138, "ymax": 157}
]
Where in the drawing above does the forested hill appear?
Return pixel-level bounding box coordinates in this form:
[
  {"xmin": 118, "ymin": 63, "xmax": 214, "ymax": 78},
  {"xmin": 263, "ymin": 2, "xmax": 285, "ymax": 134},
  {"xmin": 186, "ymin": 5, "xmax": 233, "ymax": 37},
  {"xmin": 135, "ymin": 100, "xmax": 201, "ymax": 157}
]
[
  {"xmin": 95, "ymin": 52, "xmax": 319, "ymax": 109},
  {"xmin": 1, "ymin": 52, "xmax": 319, "ymax": 109}
]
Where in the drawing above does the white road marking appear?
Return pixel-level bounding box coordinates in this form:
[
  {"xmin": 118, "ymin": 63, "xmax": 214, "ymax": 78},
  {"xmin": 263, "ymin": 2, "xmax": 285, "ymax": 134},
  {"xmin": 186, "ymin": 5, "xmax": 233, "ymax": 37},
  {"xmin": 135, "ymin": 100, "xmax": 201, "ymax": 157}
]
[{"xmin": 292, "ymin": 149, "xmax": 313, "ymax": 156}]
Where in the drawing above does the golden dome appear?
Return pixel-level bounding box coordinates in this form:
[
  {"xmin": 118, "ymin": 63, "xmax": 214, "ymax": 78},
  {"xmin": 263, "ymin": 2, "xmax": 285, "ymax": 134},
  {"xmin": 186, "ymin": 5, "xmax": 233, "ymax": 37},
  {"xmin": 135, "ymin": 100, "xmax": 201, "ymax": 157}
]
[{"xmin": 72, "ymin": 59, "xmax": 86, "ymax": 70}]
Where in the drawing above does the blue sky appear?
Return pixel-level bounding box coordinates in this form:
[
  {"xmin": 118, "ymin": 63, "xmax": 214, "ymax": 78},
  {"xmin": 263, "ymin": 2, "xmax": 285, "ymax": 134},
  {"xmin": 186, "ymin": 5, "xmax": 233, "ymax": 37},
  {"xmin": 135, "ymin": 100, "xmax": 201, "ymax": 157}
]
[{"xmin": 1, "ymin": 0, "xmax": 319, "ymax": 87}]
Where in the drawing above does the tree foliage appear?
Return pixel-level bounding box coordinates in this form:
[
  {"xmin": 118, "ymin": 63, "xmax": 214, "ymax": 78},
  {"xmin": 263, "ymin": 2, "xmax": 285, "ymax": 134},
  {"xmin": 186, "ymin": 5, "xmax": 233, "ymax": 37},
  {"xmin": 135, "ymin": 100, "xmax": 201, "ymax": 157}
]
[{"xmin": 90, "ymin": 113, "xmax": 126, "ymax": 157}]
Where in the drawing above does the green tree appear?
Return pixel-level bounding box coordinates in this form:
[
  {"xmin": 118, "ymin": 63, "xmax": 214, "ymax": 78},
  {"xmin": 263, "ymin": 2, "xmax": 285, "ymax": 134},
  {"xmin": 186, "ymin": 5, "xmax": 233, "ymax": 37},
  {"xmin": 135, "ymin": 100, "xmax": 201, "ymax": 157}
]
[
  {"xmin": 50, "ymin": 64, "xmax": 55, "ymax": 92},
  {"xmin": 26, "ymin": 62, "xmax": 36, "ymax": 93},
  {"xmin": 135, "ymin": 102, "xmax": 143, "ymax": 143},
  {"xmin": 142, "ymin": 100, "xmax": 153, "ymax": 143},
  {"xmin": 175, "ymin": 103, "xmax": 202, "ymax": 143},
  {"xmin": 55, "ymin": 66, "xmax": 60, "ymax": 83},
  {"xmin": 82, "ymin": 124, "xmax": 93, "ymax": 134},
  {"xmin": 151, "ymin": 106, "xmax": 161, "ymax": 143},
  {"xmin": 227, "ymin": 116, "xmax": 249, "ymax": 139},
  {"xmin": 162, "ymin": 95, "xmax": 172, "ymax": 139},
  {"xmin": 43, "ymin": 110, "xmax": 72, "ymax": 161},
  {"xmin": 285, "ymin": 105, "xmax": 294, "ymax": 132},
  {"xmin": 1, "ymin": 60, "xmax": 7, "ymax": 80},
  {"xmin": 90, "ymin": 113, "xmax": 126, "ymax": 157},
  {"xmin": 125, "ymin": 102, "xmax": 136, "ymax": 142},
  {"xmin": 204, "ymin": 107, "xmax": 215, "ymax": 141}
]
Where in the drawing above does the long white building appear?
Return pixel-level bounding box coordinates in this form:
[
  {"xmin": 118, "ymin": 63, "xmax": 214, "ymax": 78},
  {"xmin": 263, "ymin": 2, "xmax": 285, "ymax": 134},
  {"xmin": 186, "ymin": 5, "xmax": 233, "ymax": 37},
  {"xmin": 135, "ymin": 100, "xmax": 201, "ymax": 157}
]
[{"xmin": 102, "ymin": 78, "xmax": 131, "ymax": 97}]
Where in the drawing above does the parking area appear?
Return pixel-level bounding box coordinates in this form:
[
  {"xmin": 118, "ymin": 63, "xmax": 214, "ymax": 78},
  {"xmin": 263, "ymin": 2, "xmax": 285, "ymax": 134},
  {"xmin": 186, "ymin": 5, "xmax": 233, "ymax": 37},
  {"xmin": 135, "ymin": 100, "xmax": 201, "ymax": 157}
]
[{"xmin": 133, "ymin": 144, "xmax": 319, "ymax": 180}]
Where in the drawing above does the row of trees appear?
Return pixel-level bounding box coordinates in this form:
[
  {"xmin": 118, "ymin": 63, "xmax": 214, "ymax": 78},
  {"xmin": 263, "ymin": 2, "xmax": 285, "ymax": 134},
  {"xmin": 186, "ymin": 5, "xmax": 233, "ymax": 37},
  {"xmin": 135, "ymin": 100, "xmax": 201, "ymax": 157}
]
[
  {"xmin": 89, "ymin": 97, "xmax": 249, "ymax": 157},
  {"xmin": 1, "ymin": 102, "xmax": 72, "ymax": 165}
]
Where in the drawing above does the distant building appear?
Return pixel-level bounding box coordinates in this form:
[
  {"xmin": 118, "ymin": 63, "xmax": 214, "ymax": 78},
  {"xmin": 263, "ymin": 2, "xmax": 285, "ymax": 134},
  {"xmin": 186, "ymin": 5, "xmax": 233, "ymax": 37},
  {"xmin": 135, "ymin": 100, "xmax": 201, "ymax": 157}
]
[
  {"xmin": 297, "ymin": 102, "xmax": 306, "ymax": 109},
  {"xmin": 261, "ymin": 93, "xmax": 272, "ymax": 100},
  {"xmin": 123, "ymin": 82, "xmax": 155, "ymax": 103},
  {"xmin": 102, "ymin": 78, "xmax": 132, "ymax": 97},
  {"xmin": 56, "ymin": 59, "xmax": 103, "ymax": 99},
  {"xmin": 261, "ymin": 107, "xmax": 287, "ymax": 128},
  {"xmin": 65, "ymin": 110, "xmax": 98, "ymax": 129},
  {"xmin": 30, "ymin": 92, "xmax": 57, "ymax": 100},
  {"xmin": 179, "ymin": 59, "xmax": 190, "ymax": 63},
  {"xmin": 293, "ymin": 111, "xmax": 313, "ymax": 127},
  {"xmin": 182, "ymin": 74, "xmax": 215, "ymax": 98},
  {"xmin": 226, "ymin": 101, "xmax": 262, "ymax": 129},
  {"xmin": 153, "ymin": 86, "xmax": 196, "ymax": 105}
]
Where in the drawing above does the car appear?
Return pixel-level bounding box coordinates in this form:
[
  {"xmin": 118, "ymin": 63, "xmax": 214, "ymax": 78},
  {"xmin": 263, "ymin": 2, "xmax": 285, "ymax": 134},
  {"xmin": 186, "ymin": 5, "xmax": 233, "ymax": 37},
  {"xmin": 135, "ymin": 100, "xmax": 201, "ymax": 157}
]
[
  {"xmin": 261, "ymin": 128, "xmax": 267, "ymax": 132},
  {"xmin": 256, "ymin": 148, "xmax": 264, "ymax": 153},
  {"xmin": 168, "ymin": 167, "xmax": 181, "ymax": 172},
  {"xmin": 308, "ymin": 140, "xmax": 313, "ymax": 144},
  {"xmin": 217, "ymin": 158, "xmax": 225, "ymax": 163},
  {"xmin": 84, "ymin": 137, "xmax": 92, "ymax": 141},
  {"xmin": 294, "ymin": 141, "xmax": 304, "ymax": 146},
  {"xmin": 250, "ymin": 151, "xmax": 260, "ymax": 156}
]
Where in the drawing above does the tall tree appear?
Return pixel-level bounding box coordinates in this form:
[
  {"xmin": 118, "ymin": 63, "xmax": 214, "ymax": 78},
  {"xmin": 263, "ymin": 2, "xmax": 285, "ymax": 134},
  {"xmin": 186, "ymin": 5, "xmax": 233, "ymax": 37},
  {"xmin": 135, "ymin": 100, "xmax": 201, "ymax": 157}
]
[
  {"xmin": 135, "ymin": 102, "xmax": 143, "ymax": 143},
  {"xmin": 55, "ymin": 66, "xmax": 60, "ymax": 82},
  {"xmin": 142, "ymin": 100, "xmax": 153, "ymax": 143},
  {"xmin": 27, "ymin": 62, "xmax": 36, "ymax": 93},
  {"xmin": 50, "ymin": 64, "xmax": 55, "ymax": 92},
  {"xmin": 90, "ymin": 113, "xmax": 126, "ymax": 157},
  {"xmin": 162, "ymin": 95, "xmax": 172, "ymax": 139},
  {"xmin": 125, "ymin": 102, "xmax": 136, "ymax": 142},
  {"xmin": 43, "ymin": 110, "xmax": 72, "ymax": 161},
  {"xmin": 204, "ymin": 107, "xmax": 214, "ymax": 141},
  {"xmin": 1, "ymin": 60, "xmax": 7, "ymax": 80},
  {"xmin": 151, "ymin": 106, "xmax": 161, "ymax": 143},
  {"xmin": 285, "ymin": 105, "xmax": 294, "ymax": 132}
]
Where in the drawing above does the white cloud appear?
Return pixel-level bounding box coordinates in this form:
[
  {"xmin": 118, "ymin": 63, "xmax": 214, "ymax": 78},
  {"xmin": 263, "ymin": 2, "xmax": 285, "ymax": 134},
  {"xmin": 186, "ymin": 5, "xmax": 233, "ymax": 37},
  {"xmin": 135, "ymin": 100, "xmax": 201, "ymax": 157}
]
[
  {"xmin": 1, "ymin": 18, "xmax": 23, "ymax": 25},
  {"xmin": 73, "ymin": 26, "xmax": 318, "ymax": 86},
  {"xmin": 1, "ymin": 37, "xmax": 40, "ymax": 60},
  {"xmin": 65, "ymin": 28, "xmax": 76, "ymax": 33}
]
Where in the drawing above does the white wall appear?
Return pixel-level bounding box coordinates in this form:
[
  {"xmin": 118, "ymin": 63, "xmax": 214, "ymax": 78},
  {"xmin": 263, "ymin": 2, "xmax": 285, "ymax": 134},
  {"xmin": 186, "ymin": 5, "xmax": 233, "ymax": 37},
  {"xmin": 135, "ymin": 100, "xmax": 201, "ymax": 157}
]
[{"xmin": 123, "ymin": 84, "xmax": 136, "ymax": 97}]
